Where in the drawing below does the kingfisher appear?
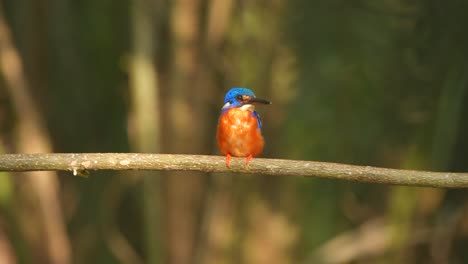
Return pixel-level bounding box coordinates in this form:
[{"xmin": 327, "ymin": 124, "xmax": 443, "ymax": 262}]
[{"xmin": 217, "ymin": 88, "xmax": 271, "ymax": 167}]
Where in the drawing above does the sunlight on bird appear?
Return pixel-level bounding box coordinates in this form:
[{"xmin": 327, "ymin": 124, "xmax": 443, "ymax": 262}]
[{"xmin": 216, "ymin": 88, "xmax": 271, "ymax": 167}]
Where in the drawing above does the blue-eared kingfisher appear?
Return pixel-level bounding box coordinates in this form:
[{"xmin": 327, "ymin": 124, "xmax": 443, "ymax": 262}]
[{"xmin": 217, "ymin": 88, "xmax": 271, "ymax": 167}]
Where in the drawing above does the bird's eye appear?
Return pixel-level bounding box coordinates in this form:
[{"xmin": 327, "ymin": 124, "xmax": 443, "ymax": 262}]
[{"xmin": 235, "ymin": 95, "xmax": 243, "ymax": 101}]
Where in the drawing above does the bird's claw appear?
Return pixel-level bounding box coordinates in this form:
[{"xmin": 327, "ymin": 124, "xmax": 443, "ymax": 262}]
[
  {"xmin": 244, "ymin": 154, "xmax": 253, "ymax": 169},
  {"xmin": 225, "ymin": 154, "xmax": 253, "ymax": 169},
  {"xmin": 225, "ymin": 154, "xmax": 232, "ymax": 168}
]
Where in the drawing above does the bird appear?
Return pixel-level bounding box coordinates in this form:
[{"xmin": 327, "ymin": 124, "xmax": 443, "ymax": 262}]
[{"xmin": 217, "ymin": 88, "xmax": 271, "ymax": 167}]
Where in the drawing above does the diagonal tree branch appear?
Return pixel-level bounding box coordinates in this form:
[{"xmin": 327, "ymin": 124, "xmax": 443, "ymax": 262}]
[{"xmin": 0, "ymin": 153, "xmax": 467, "ymax": 188}]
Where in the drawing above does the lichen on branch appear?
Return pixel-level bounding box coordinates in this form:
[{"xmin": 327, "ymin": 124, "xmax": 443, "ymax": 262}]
[{"xmin": 0, "ymin": 153, "xmax": 467, "ymax": 188}]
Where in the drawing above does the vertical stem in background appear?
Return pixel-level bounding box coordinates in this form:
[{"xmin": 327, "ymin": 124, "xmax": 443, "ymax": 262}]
[
  {"xmin": 130, "ymin": 0, "xmax": 162, "ymax": 263},
  {"xmin": 387, "ymin": 132, "xmax": 431, "ymax": 263},
  {"xmin": 206, "ymin": 0, "xmax": 233, "ymax": 48},
  {"xmin": 387, "ymin": 64, "xmax": 468, "ymax": 263},
  {"xmin": 0, "ymin": 5, "xmax": 71, "ymax": 264},
  {"xmin": 197, "ymin": 2, "xmax": 235, "ymax": 263},
  {"xmin": 387, "ymin": 185, "xmax": 417, "ymax": 263},
  {"xmin": 229, "ymin": 2, "xmax": 299, "ymax": 263},
  {"xmin": 166, "ymin": 0, "xmax": 205, "ymax": 263},
  {"xmin": 428, "ymin": 64, "xmax": 467, "ymax": 263},
  {"xmin": 431, "ymin": 64, "xmax": 467, "ymax": 170},
  {"xmin": 0, "ymin": 145, "xmax": 18, "ymax": 264},
  {"xmin": 169, "ymin": 0, "xmax": 202, "ymax": 148}
]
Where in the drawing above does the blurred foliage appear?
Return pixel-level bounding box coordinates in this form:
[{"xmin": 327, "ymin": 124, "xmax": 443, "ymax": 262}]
[{"xmin": 0, "ymin": 0, "xmax": 467, "ymax": 263}]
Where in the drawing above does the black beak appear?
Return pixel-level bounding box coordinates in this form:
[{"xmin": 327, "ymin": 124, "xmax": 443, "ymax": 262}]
[{"xmin": 247, "ymin": 97, "xmax": 271, "ymax": 105}]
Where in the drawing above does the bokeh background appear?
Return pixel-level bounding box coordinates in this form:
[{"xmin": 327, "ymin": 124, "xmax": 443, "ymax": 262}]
[{"xmin": 0, "ymin": 0, "xmax": 468, "ymax": 263}]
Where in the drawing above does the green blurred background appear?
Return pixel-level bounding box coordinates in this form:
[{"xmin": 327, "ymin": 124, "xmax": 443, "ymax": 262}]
[{"xmin": 0, "ymin": 0, "xmax": 467, "ymax": 263}]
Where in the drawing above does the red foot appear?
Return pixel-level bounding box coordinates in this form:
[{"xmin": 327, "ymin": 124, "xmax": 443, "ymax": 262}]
[
  {"xmin": 245, "ymin": 154, "xmax": 253, "ymax": 167},
  {"xmin": 225, "ymin": 154, "xmax": 232, "ymax": 168}
]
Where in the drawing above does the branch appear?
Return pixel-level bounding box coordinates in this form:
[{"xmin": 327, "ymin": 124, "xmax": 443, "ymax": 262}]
[{"xmin": 0, "ymin": 153, "xmax": 467, "ymax": 188}]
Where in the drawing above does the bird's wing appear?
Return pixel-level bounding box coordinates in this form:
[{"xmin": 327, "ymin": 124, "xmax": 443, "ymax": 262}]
[{"xmin": 252, "ymin": 111, "xmax": 262, "ymax": 129}]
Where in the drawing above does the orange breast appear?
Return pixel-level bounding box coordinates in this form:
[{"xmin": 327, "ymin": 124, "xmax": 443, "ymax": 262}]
[{"xmin": 217, "ymin": 108, "xmax": 264, "ymax": 157}]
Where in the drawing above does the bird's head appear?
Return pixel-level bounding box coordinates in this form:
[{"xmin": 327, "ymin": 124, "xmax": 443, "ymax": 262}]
[{"xmin": 221, "ymin": 88, "xmax": 271, "ymax": 113}]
